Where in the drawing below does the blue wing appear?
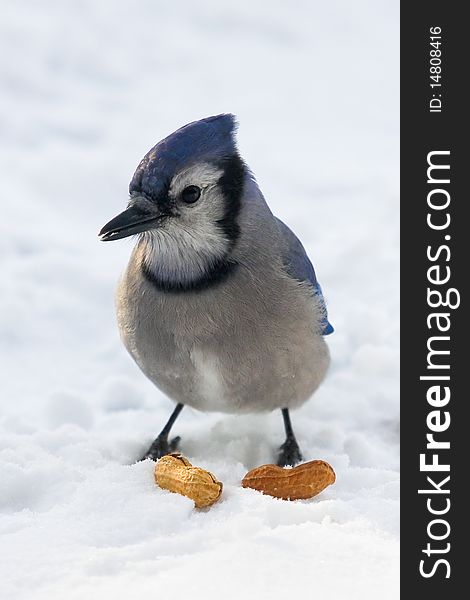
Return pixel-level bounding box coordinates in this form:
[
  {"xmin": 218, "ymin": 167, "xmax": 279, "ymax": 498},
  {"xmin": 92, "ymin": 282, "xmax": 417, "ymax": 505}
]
[{"xmin": 276, "ymin": 218, "xmax": 334, "ymax": 335}]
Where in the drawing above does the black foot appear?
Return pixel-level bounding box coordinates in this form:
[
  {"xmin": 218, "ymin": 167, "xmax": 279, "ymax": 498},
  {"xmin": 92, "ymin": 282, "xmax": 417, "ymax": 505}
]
[
  {"xmin": 277, "ymin": 437, "xmax": 303, "ymax": 467},
  {"xmin": 141, "ymin": 435, "xmax": 181, "ymax": 461}
]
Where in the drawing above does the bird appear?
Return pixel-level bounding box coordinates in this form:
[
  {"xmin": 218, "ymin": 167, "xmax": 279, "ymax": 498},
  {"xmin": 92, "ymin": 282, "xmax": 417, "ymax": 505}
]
[{"xmin": 99, "ymin": 114, "xmax": 333, "ymax": 467}]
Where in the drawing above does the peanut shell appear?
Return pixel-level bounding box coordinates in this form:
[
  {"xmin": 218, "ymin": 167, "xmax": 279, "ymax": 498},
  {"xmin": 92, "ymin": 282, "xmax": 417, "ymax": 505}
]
[
  {"xmin": 154, "ymin": 453, "xmax": 223, "ymax": 508},
  {"xmin": 242, "ymin": 459, "xmax": 335, "ymax": 500}
]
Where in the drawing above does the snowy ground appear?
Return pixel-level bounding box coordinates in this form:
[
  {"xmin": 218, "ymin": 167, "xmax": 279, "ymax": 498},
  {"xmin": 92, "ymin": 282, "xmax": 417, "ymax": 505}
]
[{"xmin": 0, "ymin": 1, "xmax": 399, "ymax": 598}]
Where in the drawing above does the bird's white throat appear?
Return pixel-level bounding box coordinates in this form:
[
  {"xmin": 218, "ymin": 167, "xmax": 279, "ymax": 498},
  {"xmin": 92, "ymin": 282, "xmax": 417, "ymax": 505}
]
[{"xmin": 141, "ymin": 221, "xmax": 231, "ymax": 286}]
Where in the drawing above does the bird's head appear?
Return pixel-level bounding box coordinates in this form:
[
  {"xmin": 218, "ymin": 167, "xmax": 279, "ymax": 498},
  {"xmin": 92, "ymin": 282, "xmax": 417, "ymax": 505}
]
[{"xmin": 99, "ymin": 114, "xmax": 247, "ymax": 290}]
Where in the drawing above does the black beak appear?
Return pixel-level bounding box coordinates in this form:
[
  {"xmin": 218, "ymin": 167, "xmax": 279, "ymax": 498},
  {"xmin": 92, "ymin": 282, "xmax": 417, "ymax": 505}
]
[{"xmin": 99, "ymin": 204, "xmax": 163, "ymax": 242}]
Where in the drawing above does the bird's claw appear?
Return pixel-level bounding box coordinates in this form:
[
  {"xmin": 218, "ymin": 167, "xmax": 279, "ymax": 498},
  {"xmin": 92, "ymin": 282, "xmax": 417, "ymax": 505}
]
[
  {"xmin": 141, "ymin": 435, "xmax": 181, "ymax": 461},
  {"xmin": 277, "ymin": 437, "xmax": 303, "ymax": 467}
]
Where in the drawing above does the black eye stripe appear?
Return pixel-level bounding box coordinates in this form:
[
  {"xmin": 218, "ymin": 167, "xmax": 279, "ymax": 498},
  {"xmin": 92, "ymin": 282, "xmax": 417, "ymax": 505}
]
[{"xmin": 181, "ymin": 185, "xmax": 201, "ymax": 204}]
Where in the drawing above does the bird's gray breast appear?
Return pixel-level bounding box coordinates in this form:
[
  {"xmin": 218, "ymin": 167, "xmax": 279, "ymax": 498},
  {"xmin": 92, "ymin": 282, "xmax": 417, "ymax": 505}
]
[{"xmin": 116, "ymin": 252, "xmax": 329, "ymax": 413}]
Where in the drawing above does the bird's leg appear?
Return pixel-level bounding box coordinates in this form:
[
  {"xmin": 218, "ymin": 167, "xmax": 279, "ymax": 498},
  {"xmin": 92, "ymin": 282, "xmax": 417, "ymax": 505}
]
[
  {"xmin": 141, "ymin": 403, "xmax": 184, "ymax": 461},
  {"xmin": 277, "ymin": 408, "xmax": 303, "ymax": 467}
]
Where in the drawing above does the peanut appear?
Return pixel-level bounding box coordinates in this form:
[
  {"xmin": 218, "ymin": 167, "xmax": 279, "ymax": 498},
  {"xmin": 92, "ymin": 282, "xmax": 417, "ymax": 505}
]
[
  {"xmin": 154, "ymin": 453, "xmax": 223, "ymax": 508},
  {"xmin": 242, "ymin": 460, "xmax": 335, "ymax": 500}
]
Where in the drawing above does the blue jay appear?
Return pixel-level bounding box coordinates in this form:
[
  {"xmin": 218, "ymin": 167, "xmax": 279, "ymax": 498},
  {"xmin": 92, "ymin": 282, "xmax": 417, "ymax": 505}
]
[{"xmin": 100, "ymin": 115, "xmax": 333, "ymax": 466}]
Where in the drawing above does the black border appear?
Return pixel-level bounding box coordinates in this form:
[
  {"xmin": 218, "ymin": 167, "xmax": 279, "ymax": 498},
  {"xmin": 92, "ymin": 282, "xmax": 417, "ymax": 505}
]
[{"xmin": 401, "ymin": 2, "xmax": 465, "ymax": 594}]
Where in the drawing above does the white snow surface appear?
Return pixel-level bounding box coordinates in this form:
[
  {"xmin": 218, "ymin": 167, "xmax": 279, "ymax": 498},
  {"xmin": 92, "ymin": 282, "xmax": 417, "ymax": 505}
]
[{"xmin": 0, "ymin": 1, "xmax": 399, "ymax": 598}]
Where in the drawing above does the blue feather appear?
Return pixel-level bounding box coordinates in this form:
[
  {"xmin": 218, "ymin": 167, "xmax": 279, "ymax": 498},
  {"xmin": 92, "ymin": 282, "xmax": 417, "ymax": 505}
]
[
  {"xmin": 275, "ymin": 218, "xmax": 334, "ymax": 336},
  {"xmin": 130, "ymin": 114, "xmax": 237, "ymax": 199}
]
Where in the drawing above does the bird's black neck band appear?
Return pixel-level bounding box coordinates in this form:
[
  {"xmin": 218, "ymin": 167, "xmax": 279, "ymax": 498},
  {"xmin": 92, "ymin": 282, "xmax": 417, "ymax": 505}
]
[{"xmin": 141, "ymin": 257, "xmax": 238, "ymax": 293}]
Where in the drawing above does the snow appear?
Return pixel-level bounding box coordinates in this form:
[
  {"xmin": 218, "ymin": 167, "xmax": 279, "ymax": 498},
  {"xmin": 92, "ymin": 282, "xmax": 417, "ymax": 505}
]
[{"xmin": 0, "ymin": 1, "xmax": 399, "ymax": 598}]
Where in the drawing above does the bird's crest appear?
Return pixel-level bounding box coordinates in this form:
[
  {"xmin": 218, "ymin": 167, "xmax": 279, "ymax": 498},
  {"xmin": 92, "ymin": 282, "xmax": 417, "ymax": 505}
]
[{"xmin": 130, "ymin": 114, "xmax": 238, "ymax": 198}]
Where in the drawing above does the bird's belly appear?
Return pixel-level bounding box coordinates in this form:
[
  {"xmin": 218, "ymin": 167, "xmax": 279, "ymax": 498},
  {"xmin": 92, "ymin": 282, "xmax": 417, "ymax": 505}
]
[
  {"xmin": 123, "ymin": 322, "xmax": 328, "ymax": 414},
  {"xmin": 189, "ymin": 348, "xmax": 232, "ymax": 412},
  {"xmin": 126, "ymin": 342, "xmax": 234, "ymax": 412},
  {"xmin": 121, "ymin": 313, "xmax": 330, "ymax": 413},
  {"xmin": 117, "ymin": 268, "xmax": 330, "ymax": 413},
  {"xmin": 118, "ymin": 315, "xmax": 231, "ymax": 411}
]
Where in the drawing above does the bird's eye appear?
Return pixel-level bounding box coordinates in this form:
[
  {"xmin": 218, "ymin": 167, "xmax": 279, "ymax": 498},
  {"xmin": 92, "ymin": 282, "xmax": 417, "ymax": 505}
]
[{"xmin": 181, "ymin": 185, "xmax": 201, "ymax": 204}]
